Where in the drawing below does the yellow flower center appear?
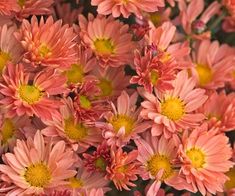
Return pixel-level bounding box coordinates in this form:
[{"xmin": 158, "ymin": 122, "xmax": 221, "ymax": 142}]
[
  {"xmin": 195, "ymin": 64, "xmax": 213, "ymax": 86},
  {"xmin": 98, "ymin": 78, "xmax": 113, "ymax": 97},
  {"xmin": 94, "ymin": 38, "xmax": 114, "ymax": 55},
  {"xmin": 186, "ymin": 148, "xmax": 205, "ymax": 169},
  {"xmin": 147, "ymin": 154, "xmax": 173, "ymax": 180},
  {"xmin": 149, "ymin": 13, "xmax": 162, "ymax": 26},
  {"xmin": 69, "ymin": 177, "xmax": 83, "ymax": 189},
  {"xmin": 66, "ymin": 64, "xmax": 84, "ymax": 84},
  {"xmin": 110, "ymin": 115, "xmax": 135, "ymax": 136},
  {"xmin": 160, "ymin": 52, "xmax": 171, "ymax": 63},
  {"xmin": 19, "ymin": 85, "xmax": 42, "ymax": 104},
  {"xmin": 79, "ymin": 95, "xmax": 91, "ymax": 109},
  {"xmin": 64, "ymin": 118, "xmax": 88, "ymax": 141},
  {"xmin": 0, "ymin": 51, "xmax": 11, "ymax": 74},
  {"xmin": 24, "ymin": 163, "xmax": 51, "ymax": 188},
  {"xmin": 225, "ymin": 166, "xmax": 235, "ymax": 190},
  {"xmin": 18, "ymin": 0, "xmax": 25, "ymax": 7},
  {"xmin": 39, "ymin": 44, "xmax": 51, "ymax": 58},
  {"xmin": 150, "ymin": 70, "xmax": 160, "ymax": 85},
  {"xmin": 1, "ymin": 118, "xmax": 15, "ymax": 144},
  {"xmin": 161, "ymin": 97, "xmax": 185, "ymax": 121},
  {"xmin": 95, "ymin": 157, "xmax": 107, "ymax": 171}
]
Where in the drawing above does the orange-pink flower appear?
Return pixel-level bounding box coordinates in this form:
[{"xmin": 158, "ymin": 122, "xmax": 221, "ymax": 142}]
[
  {"xmin": 0, "ymin": 0, "xmax": 19, "ymax": 16},
  {"xmin": 178, "ymin": 124, "xmax": 234, "ymax": 195},
  {"xmin": 79, "ymin": 14, "xmax": 134, "ymax": 68},
  {"xmin": 91, "ymin": 0, "xmax": 165, "ymax": 18},
  {"xmin": 0, "ymin": 131, "xmax": 77, "ymax": 195},
  {"xmin": 15, "ymin": 16, "xmax": 77, "ymax": 70},
  {"xmin": 140, "ymin": 70, "xmax": 207, "ymax": 138}
]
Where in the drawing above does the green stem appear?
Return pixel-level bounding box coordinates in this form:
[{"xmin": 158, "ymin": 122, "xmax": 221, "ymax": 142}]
[{"xmin": 209, "ymin": 11, "xmax": 227, "ymax": 30}]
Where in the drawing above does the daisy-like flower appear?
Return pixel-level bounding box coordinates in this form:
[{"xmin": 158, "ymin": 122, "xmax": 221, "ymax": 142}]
[
  {"xmin": 91, "ymin": 0, "xmax": 165, "ymax": 18},
  {"xmin": 106, "ymin": 147, "xmax": 140, "ymax": 191},
  {"xmin": 198, "ymin": 91, "xmax": 235, "ymax": 132},
  {"xmin": 15, "ymin": 16, "xmax": 77, "ymax": 70},
  {"xmin": 16, "ymin": 0, "xmax": 54, "ymax": 19},
  {"xmin": 135, "ymin": 132, "xmax": 194, "ymax": 196},
  {"xmin": 0, "ymin": 63, "xmax": 66, "ymax": 120},
  {"xmin": 42, "ymin": 97, "xmax": 102, "ymax": 152},
  {"xmin": 0, "ymin": 0, "xmax": 19, "ymax": 16},
  {"xmin": 130, "ymin": 47, "xmax": 175, "ymax": 93},
  {"xmin": 140, "ymin": 70, "xmax": 207, "ymax": 138},
  {"xmin": 178, "ymin": 124, "xmax": 234, "ymax": 195},
  {"xmin": 222, "ymin": 0, "xmax": 235, "ymax": 32},
  {"xmin": 190, "ymin": 40, "xmax": 234, "ymax": 89},
  {"xmin": 97, "ymin": 91, "xmax": 151, "ymax": 146},
  {"xmin": 0, "ymin": 131, "xmax": 77, "ymax": 195},
  {"xmin": 83, "ymin": 141, "xmax": 111, "ymax": 173},
  {"xmin": 0, "ymin": 25, "xmax": 24, "ymax": 75},
  {"xmin": 79, "ymin": 14, "xmax": 134, "ymax": 68}
]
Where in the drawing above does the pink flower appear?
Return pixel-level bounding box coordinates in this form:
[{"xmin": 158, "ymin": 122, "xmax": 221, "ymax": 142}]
[
  {"xmin": 0, "ymin": 0, "xmax": 19, "ymax": 16},
  {"xmin": 140, "ymin": 70, "xmax": 207, "ymax": 138},
  {"xmin": 190, "ymin": 40, "xmax": 234, "ymax": 89},
  {"xmin": 106, "ymin": 148, "xmax": 140, "ymax": 191},
  {"xmin": 15, "ymin": 16, "xmax": 77, "ymax": 70},
  {"xmin": 91, "ymin": 0, "xmax": 165, "ymax": 18},
  {"xmin": 79, "ymin": 14, "xmax": 134, "ymax": 68},
  {"xmin": 0, "ymin": 63, "xmax": 66, "ymax": 120},
  {"xmin": 97, "ymin": 91, "xmax": 151, "ymax": 146},
  {"xmin": 0, "ymin": 131, "xmax": 77, "ymax": 195},
  {"xmin": 178, "ymin": 124, "xmax": 234, "ymax": 195},
  {"xmin": 135, "ymin": 132, "xmax": 194, "ymax": 195}
]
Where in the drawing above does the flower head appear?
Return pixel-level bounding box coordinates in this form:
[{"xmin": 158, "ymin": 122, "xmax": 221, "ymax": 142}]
[{"xmin": 0, "ymin": 0, "xmax": 19, "ymax": 16}]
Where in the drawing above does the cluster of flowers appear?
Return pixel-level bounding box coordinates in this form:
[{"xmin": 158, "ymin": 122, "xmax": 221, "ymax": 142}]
[{"xmin": 0, "ymin": 0, "xmax": 235, "ymax": 195}]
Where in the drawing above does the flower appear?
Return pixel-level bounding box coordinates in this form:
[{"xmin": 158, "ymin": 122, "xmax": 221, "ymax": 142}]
[
  {"xmin": 0, "ymin": 0, "xmax": 19, "ymax": 16},
  {"xmin": 106, "ymin": 147, "xmax": 140, "ymax": 191},
  {"xmin": 0, "ymin": 25, "xmax": 24, "ymax": 76},
  {"xmin": 91, "ymin": 0, "xmax": 165, "ymax": 18},
  {"xmin": 79, "ymin": 14, "xmax": 134, "ymax": 68},
  {"xmin": 135, "ymin": 132, "xmax": 194, "ymax": 195},
  {"xmin": 0, "ymin": 63, "xmax": 66, "ymax": 120},
  {"xmin": 190, "ymin": 40, "xmax": 234, "ymax": 89},
  {"xmin": 0, "ymin": 131, "xmax": 77, "ymax": 195},
  {"xmin": 140, "ymin": 70, "xmax": 207, "ymax": 138},
  {"xmin": 97, "ymin": 91, "xmax": 151, "ymax": 146},
  {"xmin": 15, "ymin": 16, "xmax": 77, "ymax": 70},
  {"xmin": 178, "ymin": 124, "xmax": 234, "ymax": 195}
]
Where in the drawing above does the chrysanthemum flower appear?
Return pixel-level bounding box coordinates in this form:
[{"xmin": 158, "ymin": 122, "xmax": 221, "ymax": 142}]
[
  {"xmin": 0, "ymin": 63, "xmax": 66, "ymax": 120},
  {"xmin": 83, "ymin": 141, "xmax": 111, "ymax": 173},
  {"xmin": 190, "ymin": 40, "xmax": 234, "ymax": 89},
  {"xmin": 178, "ymin": 124, "xmax": 234, "ymax": 195},
  {"xmin": 0, "ymin": 25, "xmax": 24, "ymax": 76},
  {"xmin": 130, "ymin": 48, "xmax": 175, "ymax": 93},
  {"xmin": 223, "ymin": 0, "xmax": 235, "ymax": 32},
  {"xmin": 0, "ymin": 131, "xmax": 77, "ymax": 195},
  {"xmin": 42, "ymin": 97, "xmax": 102, "ymax": 152},
  {"xmin": 106, "ymin": 148, "xmax": 140, "ymax": 191},
  {"xmin": 15, "ymin": 16, "xmax": 77, "ymax": 70},
  {"xmin": 79, "ymin": 14, "xmax": 134, "ymax": 68},
  {"xmin": 97, "ymin": 91, "xmax": 151, "ymax": 146},
  {"xmin": 198, "ymin": 91, "xmax": 235, "ymax": 132},
  {"xmin": 135, "ymin": 132, "xmax": 194, "ymax": 195},
  {"xmin": 140, "ymin": 70, "xmax": 207, "ymax": 138},
  {"xmin": 91, "ymin": 0, "xmax": 165, "ymax": 18},
  {"xmin": 0, "ymin": 0, "xmax": 19, "ymax": 16}
]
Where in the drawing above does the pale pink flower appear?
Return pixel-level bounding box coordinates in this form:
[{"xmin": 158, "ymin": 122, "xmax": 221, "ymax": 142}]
[
  {"xmin": 0, "ymin": 63, "xmax": 66, "ymax": 120},
  {"xmin": 91, "ymin": 0, "xmax": 165, "ymax": 18},
  {"xmin": 178, "ymin": 124, "xmax": 234, "ymax": 195},
  {"xmin": 135, "ymin": 132, "xmax": 194, "ymax": 195},
  {"xmin": 0, "ymin": 0, "xmax": 19, "ymax": 16},
  {"xmin": 0, "ymin": 131, "xmax": 77, "ymax": 195},
  {"xmin": 79, "ymin": 14, "xmax": 134, "ymax": 68},
  {"xmin": 0, "ymin": 25, "xmax": 24, "ymax": 75},
  {"xmin": 106, "ymin": 148, "xmax": 140, "ymax": 191},
  {"xmin": 198, "ymin": 91, "xmax": 235, "ymax": 132},
  {"xmin": 15, "ymin": 16, "xmax": 77, "ymax": 70},
  {"xmin": 42, "ymin": 97, "xmax": 102, "ymax": 152},
  {"xmin": 140, "ymin": 70, "xmax": 207, "ymax": 138},
  {"xmin": 97, "ymin": 91, "xmax": 151, "ymax": 146},
  {"xmin": 190, "ymin": 40, "xmax": 234, "ymax": 89}
]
